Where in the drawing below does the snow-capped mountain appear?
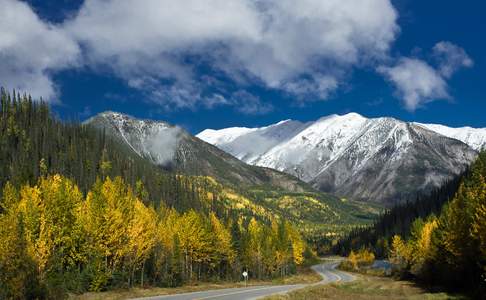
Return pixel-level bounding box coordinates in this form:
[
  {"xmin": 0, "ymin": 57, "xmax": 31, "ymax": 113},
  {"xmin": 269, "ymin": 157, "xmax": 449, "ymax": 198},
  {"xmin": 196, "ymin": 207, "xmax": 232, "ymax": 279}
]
[
  {"xmin": 413, "ymin": 123, "xmax": 486, "ymax": 151},
  {"xmin": 84, "ymin": 112, "xmax": 309, "ymax": 192},
  {"xmin": 198, "ymin": 113, "xmax": 482, "ymax": 205}
]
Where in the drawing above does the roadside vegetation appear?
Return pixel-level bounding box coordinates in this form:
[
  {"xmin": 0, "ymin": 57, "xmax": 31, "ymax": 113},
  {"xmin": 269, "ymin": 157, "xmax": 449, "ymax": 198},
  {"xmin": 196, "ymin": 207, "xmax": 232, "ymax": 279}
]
[
  {"xmin": 337, "ymin": 249, "xmax": 384, "ymax": 276},
  {"xmin": 0, "ymin": 174, "xmax": 314, "ymax": 299},
  {"xmin": 70, "ymin": 265, "xmax": 322, "ymax": 300},
  {"xmin": 334, "ymin": 151, "xmax": 486, "ymax": 297},
  {"xmin": 263, "ymin": 276, "xmax": 467, "ymax": 300}
]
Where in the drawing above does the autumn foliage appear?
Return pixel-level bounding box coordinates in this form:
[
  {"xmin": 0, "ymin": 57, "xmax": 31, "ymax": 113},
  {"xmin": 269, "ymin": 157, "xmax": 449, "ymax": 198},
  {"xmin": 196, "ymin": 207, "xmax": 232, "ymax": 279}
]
[
  {"xmin": 388, "ymin": 152, "xmax": 486, "ymax": 295},
  {"xmin": 0, "ymin": 175, "xmax": 308, "ymax": 299}
]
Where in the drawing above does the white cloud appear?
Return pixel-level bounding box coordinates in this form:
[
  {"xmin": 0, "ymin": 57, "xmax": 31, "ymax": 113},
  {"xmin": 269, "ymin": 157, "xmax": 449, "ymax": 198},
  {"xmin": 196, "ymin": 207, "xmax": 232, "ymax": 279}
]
[
  {"xmin": 1, "ymin": 1, "xmax": 473, "ymax": 113},
  {"xmin": 64, "ymin": 0, "xmax": 398, "ymax": 107},
  {"xmin": 433, "ymin": 41, "xmax": 473, "ymax": 78},
  {"xmin": 379, "ymin": 42, "xmax": 472, "ymax": 111},
  {"xmin": 0, "ymin": 0, "xmax": 80, "ymax": 101},
  {"xmin": 378, "ymin": 58, "xmax": 449, "ymax": 111},
  {"xmin": 282, "ymin": 76, "xmax": 339, "ymax": 102}
]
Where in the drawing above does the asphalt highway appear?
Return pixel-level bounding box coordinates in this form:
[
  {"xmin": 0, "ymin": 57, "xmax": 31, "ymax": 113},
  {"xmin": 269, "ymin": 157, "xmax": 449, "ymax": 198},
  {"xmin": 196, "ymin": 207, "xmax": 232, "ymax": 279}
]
[{"xmin": 133, "ymin": 259, "xmax": 355, "ymax": 300}]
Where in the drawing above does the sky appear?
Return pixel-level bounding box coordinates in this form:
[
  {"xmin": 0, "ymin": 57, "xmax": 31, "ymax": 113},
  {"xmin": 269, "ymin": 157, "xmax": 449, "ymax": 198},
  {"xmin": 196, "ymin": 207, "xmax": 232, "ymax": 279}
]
[{"xmin": 1, "ymin": 0, "xmax": 485, "ymax": 134}]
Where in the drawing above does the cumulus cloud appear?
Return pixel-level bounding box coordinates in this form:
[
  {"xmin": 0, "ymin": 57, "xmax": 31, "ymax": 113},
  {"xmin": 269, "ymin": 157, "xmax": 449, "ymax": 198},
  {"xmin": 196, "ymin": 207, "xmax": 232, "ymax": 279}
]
[
  {"xmin": 378, "ymin": 58, "xmax": 449, "ymax": 111},
  {"xmin": 378, "ymin": 42, "xmax": 472, "ymax": 111},
  {"xmin": 62, "ymin": 0, "xmax": 398, "ymax": 107},
  {"xmin": 2, "ymin": 1, "xmax": 474, "ymax": 114},
  {"xmin": 433, "ymin": 41, "xmax": 473, "ymax": 78},
  {"xmin": 0, "ymin": 0, "xmax": 80, "ymax": 100}
]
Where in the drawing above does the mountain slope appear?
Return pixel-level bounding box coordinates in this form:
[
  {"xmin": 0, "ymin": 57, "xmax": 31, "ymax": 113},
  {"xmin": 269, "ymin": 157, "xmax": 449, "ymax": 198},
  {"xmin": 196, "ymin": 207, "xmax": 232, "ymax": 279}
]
[
  {"xmin": 84, "ymin": 112, "xmax": 383, "ymax": 243},
  {"xmin": 85, "ymin": 112, "xmax": 311, "ymax": 192},
  {"xmin": 198, "ymin": 113, "xmax": 479, "ymax": 205},
  {"xmin": 0, "ymin": 92, "xmax": 380, "ymax": 251},
  {"xmin": 414, "ymin": 123, "xmax": 486, "ymax": 151}
]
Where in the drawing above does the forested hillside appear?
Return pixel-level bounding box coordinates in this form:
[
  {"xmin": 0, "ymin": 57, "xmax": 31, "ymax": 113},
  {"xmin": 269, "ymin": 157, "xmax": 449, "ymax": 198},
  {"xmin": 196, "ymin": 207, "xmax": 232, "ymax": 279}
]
[
  {"xmin": 0, "ymin": 88, "xmax": 378, "ymax": 238},
  {"xmin": 0, "ymin": 88, "xmax": 211, "ymax": 211},
  {"xmin": 0, "ymin": 174, "xmax": 309, "ymax": 299},
  {"xmin": 336, "ymin": 152, "xmax": 486, "ymax": 296},
  {"xmin": 0, "ymin": 89, "xmax": 316, "ymax": 299},
  {"xmin": 389, "ymin": 151, "xmax": 486, "ymax": 295},
  {"xmin": 333, "ymin": 173, "xmax": 463, "ymax": 257}
]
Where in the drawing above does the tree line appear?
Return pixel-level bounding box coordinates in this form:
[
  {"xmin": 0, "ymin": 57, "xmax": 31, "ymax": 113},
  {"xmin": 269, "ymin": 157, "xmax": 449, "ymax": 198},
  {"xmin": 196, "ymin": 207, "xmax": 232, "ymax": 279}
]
[
  {"xmin": 0, "ymin": 87, "xmax": 215, "ymax": 212},
  {"xmin": 0, "ymin": 174, "xmax": 308, "ymax": 299},
  {"xmin": 336, "ymin": 152, "xmax": 486, "ymax": 296},
  {"xmin": 333, "ymin": 171, "xmax": 464, "ymax": 258},
  {"xmin": 0, "ymin": 89, "xmax": 311, "ymax": 298},
  {"xmin": 388, "ymin": 151, "xmax": 486, "ymax": 296}
]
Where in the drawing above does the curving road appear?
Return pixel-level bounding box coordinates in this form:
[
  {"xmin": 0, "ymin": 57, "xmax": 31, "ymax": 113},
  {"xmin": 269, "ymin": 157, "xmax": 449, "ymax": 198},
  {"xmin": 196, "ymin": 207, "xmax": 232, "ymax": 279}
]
[
  {"xmin": 132, "ymin": 259, "xmax": 355, "ymax": 300},
  {"xmin": 311, "ymin": 260, "xmax": 356, "ymax": 285}
]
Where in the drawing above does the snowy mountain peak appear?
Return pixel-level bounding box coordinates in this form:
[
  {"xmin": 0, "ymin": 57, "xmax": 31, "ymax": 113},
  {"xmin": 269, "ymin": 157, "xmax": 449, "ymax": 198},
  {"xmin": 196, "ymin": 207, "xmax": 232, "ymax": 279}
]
[
  {"xmin": 197, "ymin": 127, "xmax": 256, "ymax": 145},
  {"xmin": 197, "ymin": 113, "xmax": 482, "ymax": 204},
  {"xmin": 85, "ymin": 111, "xmax": 310, "ymax": 192},
  {"xmin": 86, "ymin": 111, "xmax": 180, "ymax": 165},
  {"xmin": 414, "ymin": 123, "xmax": 486, "ymax": 151}
]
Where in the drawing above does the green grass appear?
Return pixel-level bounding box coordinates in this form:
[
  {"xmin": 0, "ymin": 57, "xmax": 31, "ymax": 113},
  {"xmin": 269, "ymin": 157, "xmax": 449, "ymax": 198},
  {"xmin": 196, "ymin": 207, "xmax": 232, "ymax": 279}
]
[{"xmin": 263, "ymin": 276, "xmax": 467, "ymax": 300}]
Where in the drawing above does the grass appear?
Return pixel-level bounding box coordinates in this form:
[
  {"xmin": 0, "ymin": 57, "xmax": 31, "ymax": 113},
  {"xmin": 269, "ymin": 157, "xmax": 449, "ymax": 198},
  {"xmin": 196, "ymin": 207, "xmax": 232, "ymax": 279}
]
[
  {"xmin": 263, "ymin": 275, "xmax": 468, "ymax": 300},
  {"xmin": 68, "ymin": 266, "xmax": 322, "ymax": 300}
]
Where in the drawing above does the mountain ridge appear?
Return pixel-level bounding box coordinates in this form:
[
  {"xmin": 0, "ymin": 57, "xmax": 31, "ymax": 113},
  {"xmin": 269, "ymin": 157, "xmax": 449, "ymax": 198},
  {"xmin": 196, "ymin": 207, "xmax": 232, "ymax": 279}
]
[
  {"xmin": 84, "ymin": 111, "xmax": 312, "ymax": 193},
  {"xmin": 197, "ymin": 113, "xmax": 480, "ymax": 205},
  {"xmin": 199, "ymin": 113, "xmax": 486, "ymax": 151}
]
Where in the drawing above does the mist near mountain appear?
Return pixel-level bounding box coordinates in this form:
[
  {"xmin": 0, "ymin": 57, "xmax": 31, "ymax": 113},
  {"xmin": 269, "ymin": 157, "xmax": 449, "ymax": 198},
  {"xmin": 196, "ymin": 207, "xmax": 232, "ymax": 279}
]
[{"xmin": 85, "ymin": 112, "xmax": 311, "ymax": 192}]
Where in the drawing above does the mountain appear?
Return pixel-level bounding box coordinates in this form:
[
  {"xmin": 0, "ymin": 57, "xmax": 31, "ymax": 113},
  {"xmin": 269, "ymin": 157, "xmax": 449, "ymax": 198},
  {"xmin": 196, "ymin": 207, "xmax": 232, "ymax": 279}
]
[
  {"xmin": 413, "ymin": 123, "xmax": 486, "ymax": 151},
  {"xmin": 0, "ymin": 92, "xmax": 380, "ymax": 250},
  {"xmin": 85, "ymin": 111, "xmax": 310, "ymax": 192},
  {"xmin": 197, "ymin": 113, "xmax": 480, "ymax": 205},
  {"xmin": 84, "ymin": 111, "xmax": 383, "ymax": 243}
]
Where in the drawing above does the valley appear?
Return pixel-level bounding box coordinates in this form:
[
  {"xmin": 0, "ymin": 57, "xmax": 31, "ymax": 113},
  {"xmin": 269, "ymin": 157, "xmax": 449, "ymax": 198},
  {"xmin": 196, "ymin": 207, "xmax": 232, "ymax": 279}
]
[
  {"xmin": 1, "ymin": 0, "xmax": 485, "ymax": 299},
  {"xmin": 0, "ymin": 92, "xmax": 484, "ymax": 299},
  {"xmin": 84, "ymin": 111, "xmax": 385, "ymax": 245}
]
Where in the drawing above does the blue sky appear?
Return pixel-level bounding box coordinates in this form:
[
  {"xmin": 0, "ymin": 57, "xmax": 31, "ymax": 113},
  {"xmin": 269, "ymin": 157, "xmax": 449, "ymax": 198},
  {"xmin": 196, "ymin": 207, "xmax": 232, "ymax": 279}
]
[{"xmin": 1, "ymin": 0, "xmax": 485, "ymax": 134}]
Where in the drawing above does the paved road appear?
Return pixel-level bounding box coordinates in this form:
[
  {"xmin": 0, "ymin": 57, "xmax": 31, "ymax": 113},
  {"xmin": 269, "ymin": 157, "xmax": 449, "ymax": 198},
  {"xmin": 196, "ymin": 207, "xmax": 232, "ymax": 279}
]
[
  {"xmin": 133, "ymin": 259, "xmax": 355, "ymax": 300},
  {"xmin": 311, "ymin": 260, "xmax": 356, "ymax": 285}
]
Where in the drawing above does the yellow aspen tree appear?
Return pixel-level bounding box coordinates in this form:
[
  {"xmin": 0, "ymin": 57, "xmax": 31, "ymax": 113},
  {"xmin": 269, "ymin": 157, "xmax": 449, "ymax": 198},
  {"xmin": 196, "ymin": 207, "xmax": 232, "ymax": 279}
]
[
  {"xmin": 81, "ymin": 179, "xmax": 109, "ymax": 265},
  {"xmin": 102, "ymin": 177, "xmax": 135, "ymax": 269},
  {"xmin": 247, "ymin": 218, "xmax": 263, "ymax": 278},
  {"xmin": 348, "ymin": 250, "xmax": 358, "ymax": 270},
  {"xmin": 17, "ymin": 184, "xmax": 46, "ymax": 275},
  {"xmin": 0, "ymin": 182, "xmax": 19, "ymax": 212},
  {"xmin": 160, "ymin": 207, "xmax": 184, "ymax": 285},
  {"xmin": 177, "ymin": 211, "xmax": 212, "ymax": 281},
  {"xmin": 127, "ymin": 201, "xmax": 158, "ymax": 287},
  {"xmin": 389, "ymin": 234, "xmax": 410, "ymax": 271},
  {"xmin": 287, "ymin": 224, "xmax": 305, "ymax": 265},
  {"xmin": 0, "ymin": 185, "xmax": 36, "ymax": 299},
  {"xmin": 271, "ymin": 219, "xmax": 288, "ymax": 276},
  {"xmin": 38, "ymin": 175, "xmax": 84, "ymax": 270},
  {"xmin": 411, "ymin": 218, "xmax": 438, "ymax": 274},
  {"xmin": 81, "ymin": 177, "xmax": 136, "ymax": 290},
  {"xmin": 153, "ymin": 206, "xmax": 178, "ymax": 284},
  {"xmin": 209, "ymin": 212, "xmax": 235, "ymax": 273}
]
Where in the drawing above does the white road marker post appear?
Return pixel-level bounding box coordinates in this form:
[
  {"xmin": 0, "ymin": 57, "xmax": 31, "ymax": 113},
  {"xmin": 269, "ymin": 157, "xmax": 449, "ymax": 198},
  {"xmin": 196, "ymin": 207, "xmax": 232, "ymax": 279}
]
[{"xmin": 242, "ymin": 271, "xmax": 248, "ymax": 287}]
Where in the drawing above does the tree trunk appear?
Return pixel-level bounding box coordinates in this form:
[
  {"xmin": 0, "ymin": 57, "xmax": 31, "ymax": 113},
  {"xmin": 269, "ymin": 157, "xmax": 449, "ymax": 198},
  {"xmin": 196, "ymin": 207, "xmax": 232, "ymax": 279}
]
[{"xmin": 141, "ymin": 261, "xmax": 145, "ymax": 287}]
